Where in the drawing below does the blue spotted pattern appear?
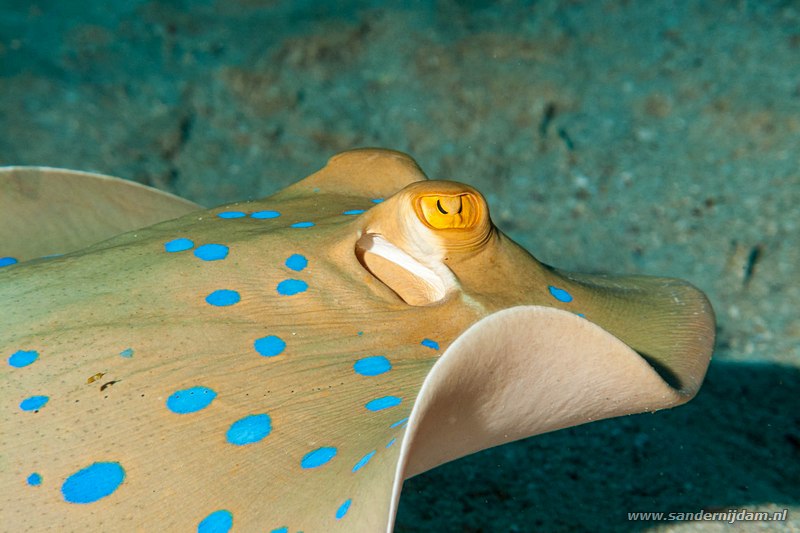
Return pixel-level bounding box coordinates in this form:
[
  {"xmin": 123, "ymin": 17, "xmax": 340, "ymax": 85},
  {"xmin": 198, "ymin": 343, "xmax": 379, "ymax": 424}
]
[
  {"xmin": 61, "ymin": 462, "xmax": 125, "ymax": 504},
  {"xmin": 386, "ymin": 438, "xmax": 396, "ymax": 448},
  {"xmin": 276, "ymin": 279, "xmax": 308, "ymax": 296},
  {"xmin": 254, "ymin": 335, "xmax": 286, "ymax": 357},
  {"xmin": 301, "ymin": 447, "xmax": 337, "ymax": 469},
  {"xmin": 120, "ymin": 348, "xmax": 134, "ymax": 358},
  {"xmin": 290, "ymin": 221, "xmax": 314, "ymax": 228},
  {"xmin": 270, "ymin": 528, "xmax": 288, "ymax": 533},
  {"xmin": 0, "ymin": 257, "xmax": 18, "ymax": 267},
  {"xmin": 166, "ymin": 386, "xmax": 217, "ymax": 414},
  {"xmin": 365, "ymin": 396, "xmax": 402, "ymax": 412},
  {"xmin": 284, "ymin": 254, "xmax": 308, "ymax": 272},
  {"xmin": 421, "ymin": 338, "xmax": 439, "ymax": 350},
  {"xmin": 352, "ymin": 450, "xmax": 376, "ymax": 472},
  {"xmin": 226, "ymin": 414, "xmax": 272, "ymax": 446},
  {"xmin": 20, "ymin": 395, "xmax": 49, "ymax": 411},
  {"xmin": 548, "ymin": 285, "xmax": 573, "ymax": 302},
  {"xmin": 343, "ymin": 209, "xmax": 365, "ymax": 215},
  {"xmin": 198, "ymin": 509, "xmax": 233, "ymax": 533},
  {"xmin": 353, "ymin": 356, "xmax": 391, "ymax": 376},
  {"xmin": 164, "ymin": 238, "xmax": 194, "ymax": 253},
  {"xmin": 194, "ymin": 244, "xmax": 229, "ymax": 261},
  {"xmin": 8, "ymin": 349, "xmax": 38, "ymax": 368},
  {"xmin": 371, "ymin": 198, "xmax": 384, "ymax": 203},
  {"xmin": 390, "ymin": 417, "xmax": 409, "ymax": 428},
  {"xmin": 336, "ymin": 499, "xmax": 352, "ymax": 520},
  {"xmin": 27, "ymin": 473, "xmax": 42, "ymax": 486},
  {"xmin": 251, "ymin": 210, "xmax": 280, "ymax": 219},
  {"xmin": 205, "ymin": 289, "xmax": 241, "ymax": 307},
  {"xmin": 217, "ymin": 211, "xmax": 246, "ymax": 219}
]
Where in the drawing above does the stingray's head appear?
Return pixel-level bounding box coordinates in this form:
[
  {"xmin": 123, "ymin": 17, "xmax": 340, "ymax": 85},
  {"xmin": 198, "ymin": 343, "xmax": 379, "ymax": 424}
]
[
  {"xmin": 355, "ymin": 180, "xmax": 497, "ymax": 306},
  {"xmin": 347, "ymin": 156, "xmax": 714, "ymax": 486}
]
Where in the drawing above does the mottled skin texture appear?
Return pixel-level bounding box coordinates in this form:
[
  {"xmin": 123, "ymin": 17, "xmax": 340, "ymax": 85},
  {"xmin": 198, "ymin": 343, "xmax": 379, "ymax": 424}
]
[{"xmin": 0, "ymin": 149, "xmax": 714, "ymax": 532}]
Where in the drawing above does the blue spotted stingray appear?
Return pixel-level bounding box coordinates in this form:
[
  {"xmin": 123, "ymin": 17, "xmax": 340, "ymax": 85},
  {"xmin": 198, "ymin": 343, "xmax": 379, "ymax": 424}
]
[{"xmin": 0, "ymin": 149, "xmax": 715, "ymax": 531}]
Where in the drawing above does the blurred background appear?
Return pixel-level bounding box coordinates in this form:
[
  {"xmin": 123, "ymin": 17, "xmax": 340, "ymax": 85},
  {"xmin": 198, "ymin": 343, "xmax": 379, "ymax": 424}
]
[{"xmin": 2, "ymin": 1, "xmax": 798, "ymax": 530}]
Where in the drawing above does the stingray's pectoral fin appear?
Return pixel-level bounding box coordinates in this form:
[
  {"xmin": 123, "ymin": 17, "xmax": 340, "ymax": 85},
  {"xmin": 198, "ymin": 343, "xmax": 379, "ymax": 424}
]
[
  {"xmin": 552, "ymin": 270, "xmax": 716, "ymax": 397},
  {"xmin": 0, "ymin": 167, "xmax": 201, "ymax": 262},
  {"xmin": 388, "ymin": 291, "xmax": 714, "ymax": 527}
]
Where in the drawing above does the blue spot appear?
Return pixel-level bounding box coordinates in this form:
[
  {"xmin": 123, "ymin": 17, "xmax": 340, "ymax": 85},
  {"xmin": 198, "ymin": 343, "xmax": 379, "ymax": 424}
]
[
  {"xmin": 371, "ymin": 198, "xmax": 384, "ymax": 204},
  {"xmin": 390, "ymin": 417, "xmax": 409, "ymax": 428},
  {"xmin": 548, "ymin": 285, "xmax": 573, "ymax": 302},
  {"xmin": 194, "ymin": 244, "xmax": 229, "ymax": 261},
  {"xmin": 301, "ymin": 447, "xmax": 337, "ymax": 469},
  {"xmin": 290, "ymin": 221, "xmax": 314, "ymax": 228},
  {"xmin": 354, "ymin": 356, "xmax": 391, "ymax": 376},
  {"xmin": 357, "ymin": 331, "xmax": 363, "ymax": 336},
  {"xmin": 20, "ymin": 395, "xmax": 49, "ymax": 411},
  {"xmin": 251, "ymin": 210, "xmax": 281, "ymax": 219},
  {"xmin": 254, "ymin": 335, "xmax": 286, "ymax": 357},
  {"xmin": 217, "ymin": 211, "xmax": 246, "ymax": 219},
  {"xmin": 164, "ymin": 238, "xmax": 194, "ymax": 253},
  {"xmin": 166, "ymin": 386, "xmax": 217, "ymax": 414},
  {"xmin": 0, "ymin": 257, "xmax": 18, "ymax": 267},
  {"xmin": 276, "ymin": 279, "xmax": 308, "ymax": 296},
  {"xmin": 352, "ymin": 450, "xmax": 376, "ymax": 473},
  {"xmin": 8, "ymin": 350, "xmax": 38, "ymax": 368},
  {"xmin": 226, "ymin": 414, "xmax": 272, "ymax": 445},
  {"xmin": 365, "ymin": 396, "xmax": 402, "ymax": 412},
  {"xmin": 198, "ymin": 509, "xmax": 233, "ymax": 533},
  {"xmin": 336, "ymin": 499, "xmax": 352, "ymax": 520},
  {"xmin": 343, "ymin": 209, "xmax": 365, "ymax": 215},
  {"xmin": 27, "ymin": 473, "xmax": 42, "ymax": 486},
  {"xmin": 421, "ymin": 339, "xmax": 439, "ymax": 350},
  {"xmin": 120, "ymin": 348, "xmax": 134, "ymax": 358},
  {"xmin": 285, "ymin": 254, "xmax": 308, "ymax": 272},
  {"xmin": 270, "ymin": 528, "xmax": 288, "ymax": 533},
  {"xmin": 205, "ymin": 289, "xmax": 241, "ymax": 307},
  {"xmin": 386, "ymin": 438, "xmax": 396, "ymax": 448},
  {"xmin": 61, "ymin": 462, "xmax": 125, "ymax": 504}
]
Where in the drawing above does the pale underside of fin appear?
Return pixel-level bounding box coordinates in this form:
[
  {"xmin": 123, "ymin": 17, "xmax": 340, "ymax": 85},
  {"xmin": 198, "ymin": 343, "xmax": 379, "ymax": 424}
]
[
  {"xmin": 0, "ymin": 166, "xmax": 202, "ymax": 262},
  {"xmin": 387, "ymin": 304, "xmax": 712, "ymax": 530},
  {"xmin": 549, "ymin": 269, "xmax": 715, "ymax": 394}
]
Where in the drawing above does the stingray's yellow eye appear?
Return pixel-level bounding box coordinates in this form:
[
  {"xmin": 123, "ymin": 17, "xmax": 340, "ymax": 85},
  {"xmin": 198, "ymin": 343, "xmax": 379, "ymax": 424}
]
[{"xmin": 417, "ymin": 193, "xmax": 481, "ymax": 230}]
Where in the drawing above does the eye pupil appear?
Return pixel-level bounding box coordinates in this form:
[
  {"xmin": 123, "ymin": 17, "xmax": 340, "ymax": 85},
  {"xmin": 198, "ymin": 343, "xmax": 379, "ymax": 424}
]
[{"xmin": 418, "ymin": 193, "xmax": 479, "ymax": 230}]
